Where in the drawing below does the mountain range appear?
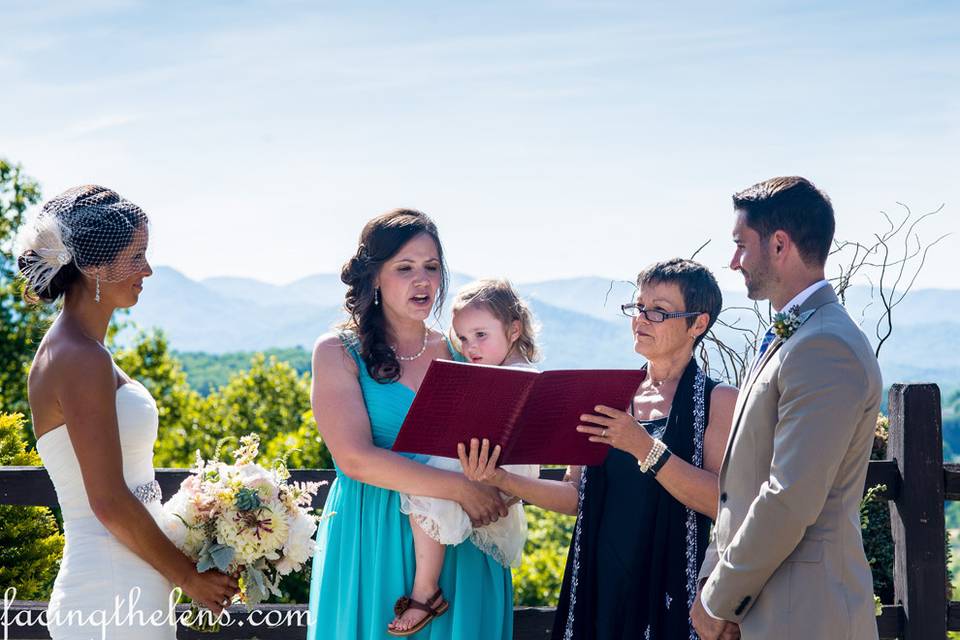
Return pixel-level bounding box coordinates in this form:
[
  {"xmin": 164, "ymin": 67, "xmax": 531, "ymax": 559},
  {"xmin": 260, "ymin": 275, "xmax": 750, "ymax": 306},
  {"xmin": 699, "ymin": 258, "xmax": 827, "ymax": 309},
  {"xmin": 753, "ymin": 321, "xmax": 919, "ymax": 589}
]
[{"xmin": 126, "ymin": 267, "xmax": 960, "ymax": 389}]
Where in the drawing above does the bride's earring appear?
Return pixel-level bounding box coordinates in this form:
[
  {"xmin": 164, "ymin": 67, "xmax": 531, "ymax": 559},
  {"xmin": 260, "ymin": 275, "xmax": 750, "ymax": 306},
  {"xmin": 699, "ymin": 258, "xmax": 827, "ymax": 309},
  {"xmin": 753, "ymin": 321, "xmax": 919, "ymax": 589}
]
[
  {"xmin": 374, "ymin": 287, "xmax": 380, "ymax": 306},
  {"xmin": 95, "ymin": 274, "xmax": 101, "ymax": 303}
]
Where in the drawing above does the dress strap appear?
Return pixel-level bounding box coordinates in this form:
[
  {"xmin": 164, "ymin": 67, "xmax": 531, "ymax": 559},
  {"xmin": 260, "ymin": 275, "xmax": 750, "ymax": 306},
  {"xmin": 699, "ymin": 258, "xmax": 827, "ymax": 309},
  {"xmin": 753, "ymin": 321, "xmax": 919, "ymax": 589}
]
[{"xmin": 338, "ymin": 331, "xmax": 367, "ymax": 375}]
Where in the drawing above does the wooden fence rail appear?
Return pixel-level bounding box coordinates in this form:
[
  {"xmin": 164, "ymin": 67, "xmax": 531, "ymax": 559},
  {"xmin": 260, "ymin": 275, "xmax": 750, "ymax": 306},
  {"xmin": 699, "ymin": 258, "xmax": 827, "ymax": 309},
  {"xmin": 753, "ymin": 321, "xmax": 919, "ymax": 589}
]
[{"xmin": 0, "ymin": 384, "xmax": 950, "ymax": 639}]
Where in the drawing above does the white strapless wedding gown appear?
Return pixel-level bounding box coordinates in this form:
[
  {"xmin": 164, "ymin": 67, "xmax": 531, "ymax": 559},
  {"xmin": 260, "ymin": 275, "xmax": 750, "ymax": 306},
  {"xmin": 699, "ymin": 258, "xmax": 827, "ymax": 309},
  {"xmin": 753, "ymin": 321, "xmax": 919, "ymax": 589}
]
[{"xmin": 35, "ymin": 380, "xmax": 178, "ymax": 640}]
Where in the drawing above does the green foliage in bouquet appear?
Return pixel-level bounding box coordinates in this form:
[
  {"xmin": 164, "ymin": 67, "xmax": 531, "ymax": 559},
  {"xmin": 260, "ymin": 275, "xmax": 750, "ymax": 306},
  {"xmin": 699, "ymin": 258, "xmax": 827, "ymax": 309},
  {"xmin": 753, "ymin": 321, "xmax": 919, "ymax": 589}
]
[{"xmin": 0, "ymin": 413, "xmax": 64, "ymax": 599}]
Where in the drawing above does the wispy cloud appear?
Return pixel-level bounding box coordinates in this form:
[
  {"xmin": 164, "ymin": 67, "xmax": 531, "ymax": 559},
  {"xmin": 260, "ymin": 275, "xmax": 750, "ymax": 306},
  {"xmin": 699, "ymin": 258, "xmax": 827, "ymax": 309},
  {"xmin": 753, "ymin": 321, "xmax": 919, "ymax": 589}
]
[{"xmin": 62, "ymin": 113, "xmax": 143, "ymax": 139}]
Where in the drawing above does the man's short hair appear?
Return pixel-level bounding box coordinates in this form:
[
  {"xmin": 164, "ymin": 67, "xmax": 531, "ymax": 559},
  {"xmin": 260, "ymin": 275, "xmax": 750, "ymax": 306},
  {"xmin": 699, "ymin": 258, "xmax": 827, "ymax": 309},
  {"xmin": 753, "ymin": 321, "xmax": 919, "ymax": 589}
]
[{"xmin": 733, "ymin": 176, "xmax": 835, "ymax": 266}]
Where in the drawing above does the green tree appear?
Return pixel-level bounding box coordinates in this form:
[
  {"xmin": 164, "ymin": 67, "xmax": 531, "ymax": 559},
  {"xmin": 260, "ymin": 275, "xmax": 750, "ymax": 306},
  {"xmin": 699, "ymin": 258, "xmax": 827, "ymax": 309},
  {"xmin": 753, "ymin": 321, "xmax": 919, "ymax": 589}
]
[
  {"xmin": 0, "ymin": 413, "xmax": 64, "ymax": 599},
  {"xmin": 0, "ymin": 160, "xmax": 48, "ymax": 424},
  {"xmin": 196, "ymin": 354, "xmax": 331, "ymax": 468},
  {"xmin": 137, "ymin": 347, "xmax": 333, "ymax": 471},
  {"xmin": 175, "ymin": 347, "xmax": 312, "ymax": 396}
]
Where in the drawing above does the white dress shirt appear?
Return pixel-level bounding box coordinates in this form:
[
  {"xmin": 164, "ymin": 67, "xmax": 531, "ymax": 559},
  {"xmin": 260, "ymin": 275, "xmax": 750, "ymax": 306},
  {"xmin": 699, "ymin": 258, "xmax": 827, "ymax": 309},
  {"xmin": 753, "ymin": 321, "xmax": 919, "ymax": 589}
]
[{"xmin": 775, "ymin": 279, "xmax": 830, "ymax": 313}]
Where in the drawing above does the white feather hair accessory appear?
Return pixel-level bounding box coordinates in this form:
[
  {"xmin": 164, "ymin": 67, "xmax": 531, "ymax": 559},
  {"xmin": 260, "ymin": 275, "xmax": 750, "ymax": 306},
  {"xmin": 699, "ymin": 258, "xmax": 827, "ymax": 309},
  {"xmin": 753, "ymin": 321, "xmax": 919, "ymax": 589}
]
[{"xmin": 15, "ymin": 211, "xmax": 73, "ymax": 296}]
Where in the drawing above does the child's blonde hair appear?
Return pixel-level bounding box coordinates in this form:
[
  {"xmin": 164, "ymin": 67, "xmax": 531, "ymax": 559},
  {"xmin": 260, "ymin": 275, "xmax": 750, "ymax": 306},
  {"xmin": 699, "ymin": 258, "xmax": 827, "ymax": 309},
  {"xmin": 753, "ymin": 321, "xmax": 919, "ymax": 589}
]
[{"xmin": 451, "ymin": 278, "xmax": 540, "ymax": 363}]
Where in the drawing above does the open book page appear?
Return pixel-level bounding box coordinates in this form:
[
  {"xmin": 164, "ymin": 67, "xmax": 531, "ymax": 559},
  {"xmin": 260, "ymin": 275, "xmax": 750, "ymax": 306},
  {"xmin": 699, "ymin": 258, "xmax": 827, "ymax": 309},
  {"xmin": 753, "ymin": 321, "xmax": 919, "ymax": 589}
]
[
  {"xmin": 391, "ymin": 360, "xmax": 538, "ymax": 459},
  {"xmin": 504, "ymin": 368, "xmax": 647, "ymax": 465}
]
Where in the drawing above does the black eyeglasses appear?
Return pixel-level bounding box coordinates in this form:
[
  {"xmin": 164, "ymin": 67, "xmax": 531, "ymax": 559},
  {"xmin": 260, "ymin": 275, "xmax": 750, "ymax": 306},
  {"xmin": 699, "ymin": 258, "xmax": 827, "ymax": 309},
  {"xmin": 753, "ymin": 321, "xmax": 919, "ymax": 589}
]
[{"xmin": 620, "ymin": 303, "xmax": 704, "ymax": 323}]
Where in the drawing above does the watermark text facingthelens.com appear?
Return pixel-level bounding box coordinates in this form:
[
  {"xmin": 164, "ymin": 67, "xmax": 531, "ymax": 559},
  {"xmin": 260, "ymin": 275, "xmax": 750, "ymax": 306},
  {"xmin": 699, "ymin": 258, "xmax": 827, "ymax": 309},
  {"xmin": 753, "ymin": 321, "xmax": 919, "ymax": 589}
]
[{"xmin": 3, "ymin": 587, "xmax": 313, "ymax": 637}]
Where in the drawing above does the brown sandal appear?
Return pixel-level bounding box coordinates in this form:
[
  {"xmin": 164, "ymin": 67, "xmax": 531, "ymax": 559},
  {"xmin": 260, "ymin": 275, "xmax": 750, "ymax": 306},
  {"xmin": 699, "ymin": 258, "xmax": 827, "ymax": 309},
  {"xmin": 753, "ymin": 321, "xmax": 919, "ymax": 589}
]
[{"xmin": 386, "ymin": 588, "xmax": 449, "ymax": 637}]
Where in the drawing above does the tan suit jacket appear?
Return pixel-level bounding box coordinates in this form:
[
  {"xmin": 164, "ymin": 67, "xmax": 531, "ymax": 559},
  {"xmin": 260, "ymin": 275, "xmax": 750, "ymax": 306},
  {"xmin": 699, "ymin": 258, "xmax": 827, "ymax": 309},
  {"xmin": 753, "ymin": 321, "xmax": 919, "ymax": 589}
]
[{"xmin": 699, "ymin": 285, "xmax": 881, "ymax": 639}]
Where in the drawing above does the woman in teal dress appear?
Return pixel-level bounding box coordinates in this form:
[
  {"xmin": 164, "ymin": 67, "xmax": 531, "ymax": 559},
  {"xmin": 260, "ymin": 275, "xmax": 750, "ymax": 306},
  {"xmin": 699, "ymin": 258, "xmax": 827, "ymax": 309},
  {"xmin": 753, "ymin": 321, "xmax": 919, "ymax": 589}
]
[{"xmin": 306, "ymin": 209, "xmax": 513, "ymax": 640}]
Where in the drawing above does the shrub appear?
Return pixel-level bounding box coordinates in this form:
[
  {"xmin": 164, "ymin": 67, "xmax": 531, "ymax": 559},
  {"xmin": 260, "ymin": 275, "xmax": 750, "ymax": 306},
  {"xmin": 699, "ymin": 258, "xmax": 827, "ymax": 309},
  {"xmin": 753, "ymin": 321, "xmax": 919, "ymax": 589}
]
[
  {"xmin": 861, "ymin": 413, "xmax": 894, "ymax": 603},
  {"xmin": 513, "ymin": 506, "xmax": 575, "ymax": 606},
  {"xmin": 0, "ymin": 413, "xmax": 64, "ymax": 600}
]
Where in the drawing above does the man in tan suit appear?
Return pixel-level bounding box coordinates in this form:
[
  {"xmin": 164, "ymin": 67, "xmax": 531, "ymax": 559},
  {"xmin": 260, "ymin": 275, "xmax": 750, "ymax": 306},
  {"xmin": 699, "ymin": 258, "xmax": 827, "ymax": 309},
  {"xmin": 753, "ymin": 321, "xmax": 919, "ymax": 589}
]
[{"xmin": 690, "ymin": 176, "xmax": 882, "ymax": 640}]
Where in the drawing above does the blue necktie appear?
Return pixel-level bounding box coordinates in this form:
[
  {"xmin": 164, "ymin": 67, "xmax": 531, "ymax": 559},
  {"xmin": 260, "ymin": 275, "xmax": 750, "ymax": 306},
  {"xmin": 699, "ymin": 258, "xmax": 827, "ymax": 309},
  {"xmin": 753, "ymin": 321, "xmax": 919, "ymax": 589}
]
[{"xmin": 751, "ymin": 327, "xmax": 776, "ymax": 375}]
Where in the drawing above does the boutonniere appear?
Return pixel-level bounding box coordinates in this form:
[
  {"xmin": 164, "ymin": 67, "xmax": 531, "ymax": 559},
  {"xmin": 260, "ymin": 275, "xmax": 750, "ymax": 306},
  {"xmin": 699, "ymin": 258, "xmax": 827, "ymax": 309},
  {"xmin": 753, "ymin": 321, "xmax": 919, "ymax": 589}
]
[{"xmin": 771, "ymin": 305, "xmax": 815, "ymax": 341}]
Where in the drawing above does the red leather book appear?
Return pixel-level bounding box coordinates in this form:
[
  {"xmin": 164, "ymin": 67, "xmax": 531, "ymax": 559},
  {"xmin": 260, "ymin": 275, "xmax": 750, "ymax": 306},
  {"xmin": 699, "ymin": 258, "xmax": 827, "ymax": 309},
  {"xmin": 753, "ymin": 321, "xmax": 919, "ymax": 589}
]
[{"xmin": 391, "ymin": 360, "xmax": 647, "ymax": 465}]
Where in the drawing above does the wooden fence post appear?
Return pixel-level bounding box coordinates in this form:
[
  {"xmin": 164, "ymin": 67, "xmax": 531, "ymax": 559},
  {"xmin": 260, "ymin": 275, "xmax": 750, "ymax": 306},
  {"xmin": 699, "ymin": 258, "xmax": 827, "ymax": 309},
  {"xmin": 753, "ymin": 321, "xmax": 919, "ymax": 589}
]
[{"xmin": 888, "ymin": 383, "xmax": 946, "ymax": 639}]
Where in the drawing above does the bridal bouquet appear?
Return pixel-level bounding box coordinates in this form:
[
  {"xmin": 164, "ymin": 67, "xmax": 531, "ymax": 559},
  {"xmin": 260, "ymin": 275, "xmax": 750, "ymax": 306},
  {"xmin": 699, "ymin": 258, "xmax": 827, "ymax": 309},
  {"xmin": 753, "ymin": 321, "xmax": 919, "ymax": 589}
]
[{"xmin": 162, "ymin": 434, "xmax": 323, "ymax": 611}]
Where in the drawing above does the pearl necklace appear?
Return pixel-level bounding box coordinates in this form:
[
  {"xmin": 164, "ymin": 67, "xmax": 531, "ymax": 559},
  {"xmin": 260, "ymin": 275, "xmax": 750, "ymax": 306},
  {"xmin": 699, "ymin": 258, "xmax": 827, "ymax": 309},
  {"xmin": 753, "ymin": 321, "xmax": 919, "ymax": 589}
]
[{"xmin": 392, "ymin": 326, "xmax": 429, "ymax": 361}]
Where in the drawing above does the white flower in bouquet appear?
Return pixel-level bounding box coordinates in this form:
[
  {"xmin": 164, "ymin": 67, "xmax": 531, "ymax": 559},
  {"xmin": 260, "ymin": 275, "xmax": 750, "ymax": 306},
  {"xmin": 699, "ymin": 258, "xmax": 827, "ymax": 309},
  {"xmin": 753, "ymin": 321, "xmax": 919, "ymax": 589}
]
[
  {"xmin": 161, "ymin": 489, "xmax": 206, "ymax": 558},
  {"xmin": 275, "ymin": 509, "xmax": 319, "ymax": 576},
  {"xmin": 216, "ymin": 498, "xmax": 291, "ymax": 566}
]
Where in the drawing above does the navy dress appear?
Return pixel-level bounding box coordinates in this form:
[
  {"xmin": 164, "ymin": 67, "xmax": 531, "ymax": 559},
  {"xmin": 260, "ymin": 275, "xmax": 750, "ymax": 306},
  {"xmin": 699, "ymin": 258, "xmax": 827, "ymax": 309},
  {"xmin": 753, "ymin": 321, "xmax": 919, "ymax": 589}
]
[{"xmin": 553, "ymin": 360, "xmax": 717, "ymax": 640}]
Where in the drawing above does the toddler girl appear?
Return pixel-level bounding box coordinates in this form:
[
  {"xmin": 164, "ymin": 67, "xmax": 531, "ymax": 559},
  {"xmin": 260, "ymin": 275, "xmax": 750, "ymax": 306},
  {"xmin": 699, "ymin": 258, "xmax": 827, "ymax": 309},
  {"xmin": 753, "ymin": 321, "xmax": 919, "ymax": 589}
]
[{"xmin": 387, "ymin": 279, "xmax": 541, "ymax": 636}]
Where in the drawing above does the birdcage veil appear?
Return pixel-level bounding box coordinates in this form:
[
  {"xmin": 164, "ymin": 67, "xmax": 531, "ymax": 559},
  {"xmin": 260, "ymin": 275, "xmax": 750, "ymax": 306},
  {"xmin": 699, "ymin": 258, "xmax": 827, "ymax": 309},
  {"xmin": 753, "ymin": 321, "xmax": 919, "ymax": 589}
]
[{"xmin": 16, "ymin": 185, "xmax": 149, "ymax": 300}]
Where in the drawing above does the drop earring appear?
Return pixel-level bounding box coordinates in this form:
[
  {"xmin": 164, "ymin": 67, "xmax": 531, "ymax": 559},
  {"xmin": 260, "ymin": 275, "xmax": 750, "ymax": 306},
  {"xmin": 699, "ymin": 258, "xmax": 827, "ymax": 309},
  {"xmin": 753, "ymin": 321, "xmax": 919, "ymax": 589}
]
[
  {"xmin": 374, "ymin": 287, "xmax": 380, "ymax": 306},
  {"xmin": 95, "ymin": 274, "xmax": 101, "ymax": 303}
]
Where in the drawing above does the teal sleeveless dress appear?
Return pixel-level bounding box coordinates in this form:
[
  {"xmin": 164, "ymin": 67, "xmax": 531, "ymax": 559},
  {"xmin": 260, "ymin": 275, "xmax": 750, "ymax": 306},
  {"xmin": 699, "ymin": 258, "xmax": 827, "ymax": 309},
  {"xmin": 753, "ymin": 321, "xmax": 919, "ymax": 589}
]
[{"xmin": 306, "ymin": 333, "xmax": 514, "ymax": 640}]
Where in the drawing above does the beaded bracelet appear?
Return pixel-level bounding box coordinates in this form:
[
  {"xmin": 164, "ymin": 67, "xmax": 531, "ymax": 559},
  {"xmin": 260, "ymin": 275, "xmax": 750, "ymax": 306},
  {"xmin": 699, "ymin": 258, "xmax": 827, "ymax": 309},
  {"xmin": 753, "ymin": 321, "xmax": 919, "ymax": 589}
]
[{"xmin": 638, "ymin": 438, "xmax": 667, "ymax": 473}]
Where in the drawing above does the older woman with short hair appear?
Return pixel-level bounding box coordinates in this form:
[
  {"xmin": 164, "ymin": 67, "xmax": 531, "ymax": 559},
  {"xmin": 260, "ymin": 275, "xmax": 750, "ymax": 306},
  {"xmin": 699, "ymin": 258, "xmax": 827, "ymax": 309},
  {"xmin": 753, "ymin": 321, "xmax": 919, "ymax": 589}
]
[{"xmin": 460, "ymin": 258, "xmax": 737, "ymax": 640}]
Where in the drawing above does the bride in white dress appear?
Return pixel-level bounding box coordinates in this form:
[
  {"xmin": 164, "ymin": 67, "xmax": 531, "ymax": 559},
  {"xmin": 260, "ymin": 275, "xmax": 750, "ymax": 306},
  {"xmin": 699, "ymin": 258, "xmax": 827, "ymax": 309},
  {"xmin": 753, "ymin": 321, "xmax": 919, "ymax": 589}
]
[{"xmin": 16, "ymin": 186, "xmax": 238, "ymax": 639}]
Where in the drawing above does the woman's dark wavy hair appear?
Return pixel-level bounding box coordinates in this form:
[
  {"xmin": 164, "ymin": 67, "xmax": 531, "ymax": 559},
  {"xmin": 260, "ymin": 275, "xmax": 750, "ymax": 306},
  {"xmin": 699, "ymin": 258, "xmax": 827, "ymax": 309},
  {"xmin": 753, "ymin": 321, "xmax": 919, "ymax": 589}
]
[{"xmin": 338, "ymin": 209, "xmax": 448, "ymax": 383}]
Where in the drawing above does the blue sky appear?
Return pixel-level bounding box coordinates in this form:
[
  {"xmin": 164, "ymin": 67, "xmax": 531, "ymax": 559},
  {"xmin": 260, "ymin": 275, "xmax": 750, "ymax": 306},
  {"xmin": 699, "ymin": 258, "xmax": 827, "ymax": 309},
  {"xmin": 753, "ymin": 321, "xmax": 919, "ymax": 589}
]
[{"xmin": 2, "ymin": 1, "xmax": 957, "ymax": 289}]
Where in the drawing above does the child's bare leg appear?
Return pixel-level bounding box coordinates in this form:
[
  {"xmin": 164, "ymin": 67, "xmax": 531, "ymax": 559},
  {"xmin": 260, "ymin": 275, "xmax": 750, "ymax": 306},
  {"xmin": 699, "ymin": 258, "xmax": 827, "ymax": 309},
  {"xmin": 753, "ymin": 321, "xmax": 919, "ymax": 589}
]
[{"xmin": 389, "ymin": 515, "xmax": 448, "ymax": 631}]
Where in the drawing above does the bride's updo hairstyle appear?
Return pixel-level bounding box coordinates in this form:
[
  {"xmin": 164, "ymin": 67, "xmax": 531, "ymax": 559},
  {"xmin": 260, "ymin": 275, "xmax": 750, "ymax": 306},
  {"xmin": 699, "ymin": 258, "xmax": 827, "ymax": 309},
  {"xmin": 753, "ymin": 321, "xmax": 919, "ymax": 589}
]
[
  {"xmin": 16, "ymin": 185, "xmax": 148, "ymax": 304},
  {"xmin": 339, "ymin": 209, "xmax": 449, "ymax": 383}
]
